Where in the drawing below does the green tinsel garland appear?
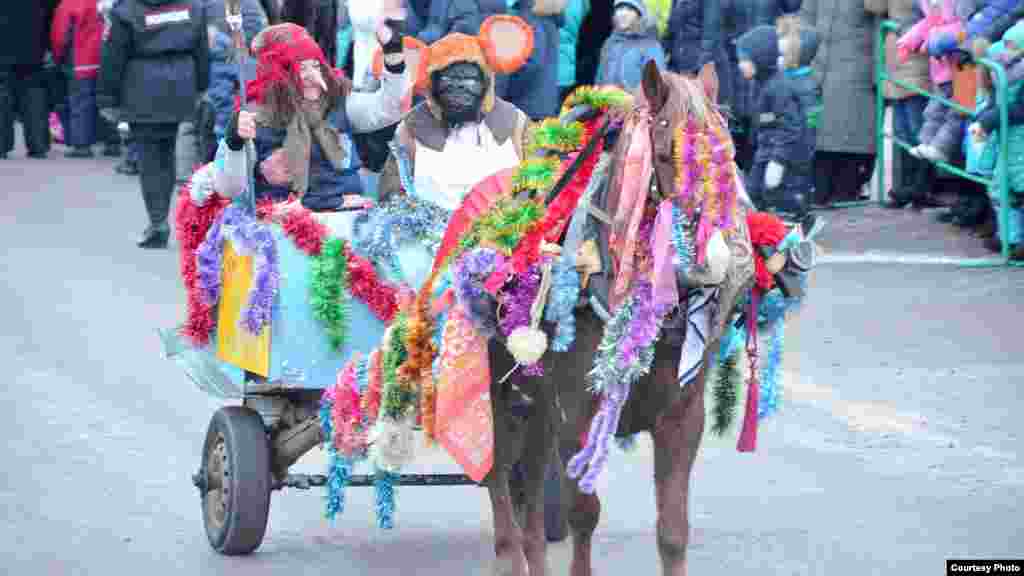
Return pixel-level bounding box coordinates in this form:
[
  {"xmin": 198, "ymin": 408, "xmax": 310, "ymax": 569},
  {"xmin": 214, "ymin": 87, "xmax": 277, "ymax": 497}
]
[
  {"xmin": 310, "ymin": 237, "xmax": 351, "ymax": 350},
  {"xmin": 562, "ymin": 86, "xmax": 634, "ymax": 115},
  {"xmin": 511, "ymin": 157, "xmax": 561, "ymax": 194},
  {"xmin": 709, "ymin": 351, "xmax": 743, "ymax": 437},
  {"xmin": 527, "ymin": 119, "xmax": 585, "ymax": 155},
  {"xmin": 380, "ymin": 312, "xmax": 417, "ymax": 419}
]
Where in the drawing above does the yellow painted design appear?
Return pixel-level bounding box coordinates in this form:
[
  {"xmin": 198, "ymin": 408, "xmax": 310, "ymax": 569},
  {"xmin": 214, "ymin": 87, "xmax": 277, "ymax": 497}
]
[{"xmin": 216, "ymin": 239, "xmax": 271, "ymax": 376}]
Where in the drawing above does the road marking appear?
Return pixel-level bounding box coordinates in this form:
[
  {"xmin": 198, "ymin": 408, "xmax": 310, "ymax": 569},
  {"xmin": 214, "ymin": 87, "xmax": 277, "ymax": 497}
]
[{"xmin": 819, "ymin": 251, "xmax": 1005, "ymax": 266}]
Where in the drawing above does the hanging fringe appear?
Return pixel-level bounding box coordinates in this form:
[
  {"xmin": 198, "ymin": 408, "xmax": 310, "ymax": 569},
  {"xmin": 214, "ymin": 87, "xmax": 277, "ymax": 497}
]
[
  {"xmin": 374, "ymin": 466, "xmax": 398, "ymax": 529},
  {"xmin": 737, "ymin": 290, "xmax": 761, "ymax": 453},
  {"xmin": 759, "ymin": 316, "xmax": 785, "ymax": 420},
  {"xmin": 710, "ymin": 350, "xmax": 742, "ymax": 436}
]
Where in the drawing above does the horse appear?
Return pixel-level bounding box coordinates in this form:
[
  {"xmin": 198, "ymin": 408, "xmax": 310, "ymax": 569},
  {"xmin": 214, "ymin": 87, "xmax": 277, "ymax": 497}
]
[{"xmin": 481, "ymin": 60, "xmax": 756, "ymax": 576}]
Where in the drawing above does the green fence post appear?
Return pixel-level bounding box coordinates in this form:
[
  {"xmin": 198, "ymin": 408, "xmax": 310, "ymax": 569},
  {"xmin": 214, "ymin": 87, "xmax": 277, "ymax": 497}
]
[{"xmin": 875, "ymin": 20, "xmax": 896, "ymax": 205}]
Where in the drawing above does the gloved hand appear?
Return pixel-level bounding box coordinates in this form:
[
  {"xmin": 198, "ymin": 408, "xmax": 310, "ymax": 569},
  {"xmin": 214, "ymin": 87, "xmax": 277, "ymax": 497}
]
[
  {"xmin": 765, "ymin": 161, "xmax": 784, "ymax": 189},
  {"xmin": 378, "ymin": 18, "xmax": 406, "ymax": 74},
  {"xmin": 99, "ymin": 107, "xmax": 120, "ymax": 124}
]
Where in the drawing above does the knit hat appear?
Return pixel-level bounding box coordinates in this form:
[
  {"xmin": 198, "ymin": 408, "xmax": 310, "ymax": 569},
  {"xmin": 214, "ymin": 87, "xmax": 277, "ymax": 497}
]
[
  {"xmin": 247, "ymin": 23, "xmax": 331, "ymax": 104},
  {"xmin": 737, "ymin": 25, "xmax": 780, "ymax": 76},
  {"xmin": 615, "ymin": 0, "xmax": 656, "ymax": 33}
]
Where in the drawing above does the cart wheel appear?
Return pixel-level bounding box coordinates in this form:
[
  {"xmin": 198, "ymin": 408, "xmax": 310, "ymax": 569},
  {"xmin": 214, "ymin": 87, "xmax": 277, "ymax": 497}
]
[{"xmin": 200, "ymin": 406, "xmax": 272, "ymax": 555}]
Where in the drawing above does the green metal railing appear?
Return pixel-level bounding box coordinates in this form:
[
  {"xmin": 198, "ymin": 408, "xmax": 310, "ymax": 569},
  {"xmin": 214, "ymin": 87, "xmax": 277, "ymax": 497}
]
[{"xmin": 875, "ymin": 19, "xmax": 1022, "ymax": 267}]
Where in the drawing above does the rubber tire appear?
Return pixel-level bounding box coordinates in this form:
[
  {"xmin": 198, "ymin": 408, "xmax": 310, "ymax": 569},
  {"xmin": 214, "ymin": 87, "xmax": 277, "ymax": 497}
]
[{"xmin": 201, "ymin": 406, "xmax": 272, "ymax": 555}]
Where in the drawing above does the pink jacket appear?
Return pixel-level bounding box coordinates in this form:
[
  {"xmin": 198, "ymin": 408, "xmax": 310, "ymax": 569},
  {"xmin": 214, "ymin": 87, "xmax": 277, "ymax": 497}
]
[{"xmin": 897, "ymin": 0, "xmax": 963, "ymax": 85}]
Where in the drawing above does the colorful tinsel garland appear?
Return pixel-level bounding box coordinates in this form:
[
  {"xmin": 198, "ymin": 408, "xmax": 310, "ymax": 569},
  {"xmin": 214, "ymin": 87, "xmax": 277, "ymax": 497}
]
[
  {"xmin": 195, "ymin": 204, "xmax": 280, "ymax": 335},
  {"xmin": 497, "ymin": 263, "xmax": 545, "ymax": 376},
  {"xmin": 561, "ymin": 85, "xmax": 634, "ymax": 116},
  {"xmin": 569, "ymin": 278, "xmax": 670, "ymax": 494},
  {"xmin": 526, "ymin": 119, "xmax": 585, "ymax": 155},
  {"xmin": 310, "ymin": 237, "xmax": 351, "ymax": 350},
  {"xmin": 174, "ymin": 184, "xmax": 230, "ymax": 346}
]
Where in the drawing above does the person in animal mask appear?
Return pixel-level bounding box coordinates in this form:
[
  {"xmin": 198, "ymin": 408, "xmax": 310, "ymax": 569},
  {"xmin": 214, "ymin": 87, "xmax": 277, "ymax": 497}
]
[
  {"xmin": 214, "ymin": 20, "xmax": 409, "ymax": 211},
  {"xmin": 376, "ymin": 15, "xmax": 536, "ymax": 210}
]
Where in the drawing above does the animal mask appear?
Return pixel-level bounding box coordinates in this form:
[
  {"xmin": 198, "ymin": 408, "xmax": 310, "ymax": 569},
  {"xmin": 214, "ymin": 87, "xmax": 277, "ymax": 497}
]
[{"xmin": 371, "ymin": 15, "xmax": 534, "ymax": 116}]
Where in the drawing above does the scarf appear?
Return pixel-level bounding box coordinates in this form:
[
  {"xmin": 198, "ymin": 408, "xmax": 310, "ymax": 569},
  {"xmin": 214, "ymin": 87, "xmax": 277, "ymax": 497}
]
[{"xmin": 252, "ymin": 98, "xmax": 347, "ymax": 196}]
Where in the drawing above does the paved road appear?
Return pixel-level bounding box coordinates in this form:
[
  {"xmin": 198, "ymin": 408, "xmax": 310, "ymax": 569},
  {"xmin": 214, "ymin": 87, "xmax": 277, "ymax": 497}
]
[{"xmin": 1, "ymin": 143, "xmax": 1021, "ymax": 575}]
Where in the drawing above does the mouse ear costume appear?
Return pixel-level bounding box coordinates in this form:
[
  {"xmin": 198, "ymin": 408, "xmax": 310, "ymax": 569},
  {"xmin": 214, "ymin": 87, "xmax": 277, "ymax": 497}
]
[{"xmin": 376, "ymin": 15, "xmax": 536, "ymax": 210}]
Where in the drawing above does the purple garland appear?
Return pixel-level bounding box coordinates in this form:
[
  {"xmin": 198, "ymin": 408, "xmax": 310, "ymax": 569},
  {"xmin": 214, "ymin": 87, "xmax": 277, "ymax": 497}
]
[
  {"xmin": 453, "ymin": 248, "xmax": 506, "ymax": 338},
  {"xmin": 498, "ymin": 262, "xmax": 544, "ymax": 376},
  {"xmin": 195, "ymin": 204, "xmax": 280, "ymax": 335}
]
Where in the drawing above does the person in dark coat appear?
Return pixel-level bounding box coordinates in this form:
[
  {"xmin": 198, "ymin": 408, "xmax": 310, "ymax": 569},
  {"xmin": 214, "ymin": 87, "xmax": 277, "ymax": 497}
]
[
  {"xmin": 496, "ymin": 0, "xmax": 567, "ymax": 121},
  {"xmin": 721, "ymin": 0, "xmax": 802, "ymax": 170},
  {"xmin": 738, "ymin": 24, "xmax": 812, "ymax": 222},
  {"xmin": 784, "ymin": 24, "xmax": 820, "ymax": 165},
  {"xmin": 279, "ymin": 0, "xmax": 337, "ymax": 64},
  {"xmin": 410, "ymin": 0, "xmax": 506, "ymax": 45},
  {"xmin": 0, "ymin": 1, "xmax": 59, "ymax": 159},
  {"xmin": 596, "ymin": 0, "xmax": 667, "ymax": 92},
  {"xmin": 98, "ymin": 0, "xmax": 210, "ymax": 249},
  {"xmin": 663, "ymin": 0, "xmax": 728, "ymax": 107}
]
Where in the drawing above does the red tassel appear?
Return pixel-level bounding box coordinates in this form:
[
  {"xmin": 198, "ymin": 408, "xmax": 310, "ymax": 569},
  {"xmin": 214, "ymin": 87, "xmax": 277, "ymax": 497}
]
[
  {"xmin": 737, "ymin": 373, "xmax": 759, "ymax": 452},
  {"xmin": 737, "ymin": 288, "xmax": 761, "ymax": 453}
]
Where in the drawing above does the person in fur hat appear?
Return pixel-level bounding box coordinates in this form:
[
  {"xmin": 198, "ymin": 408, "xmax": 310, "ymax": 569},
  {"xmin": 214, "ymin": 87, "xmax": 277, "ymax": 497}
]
[
  {"xmin": 737, "ymin": 24, "xmax": 814, "ymax": 226},
  {"xmin": 376, "ymin": 15, "xmax": 537, "ymax": 210},
  {"xmin": 216, "ymin": 20, "xmax": 410, "ymax": 211}
]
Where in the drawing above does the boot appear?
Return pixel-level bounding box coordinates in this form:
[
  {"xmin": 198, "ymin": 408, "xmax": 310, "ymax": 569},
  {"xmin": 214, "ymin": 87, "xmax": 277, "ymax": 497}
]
[
  {"xmin": 137, "ymin": 222, "xmax": 170, "ymax": 249},
  {"xmin": 65, "ymin": 145, "xmax": 94, "ymax": 158}
]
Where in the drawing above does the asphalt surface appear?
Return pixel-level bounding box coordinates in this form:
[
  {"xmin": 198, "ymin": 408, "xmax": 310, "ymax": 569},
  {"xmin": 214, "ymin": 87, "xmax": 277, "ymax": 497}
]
[{"xmin": 1, "ymin": 140, "xmax": 1021, "ymax": 576}]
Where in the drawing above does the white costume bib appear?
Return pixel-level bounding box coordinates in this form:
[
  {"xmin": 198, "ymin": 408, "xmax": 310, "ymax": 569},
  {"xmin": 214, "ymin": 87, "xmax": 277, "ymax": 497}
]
[{"xmin": 412, "ymin": 123, "xmax": 521, "ymax": 211}]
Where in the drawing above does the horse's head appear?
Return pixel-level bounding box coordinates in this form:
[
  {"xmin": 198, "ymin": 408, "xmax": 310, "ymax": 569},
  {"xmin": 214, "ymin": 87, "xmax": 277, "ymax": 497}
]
[{"xmin": 634, "ymin": 60, "xmax": 726, "ymax": 206}]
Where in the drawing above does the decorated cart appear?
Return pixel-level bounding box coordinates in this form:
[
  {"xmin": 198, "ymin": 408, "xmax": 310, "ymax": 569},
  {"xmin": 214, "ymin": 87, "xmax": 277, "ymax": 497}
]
[{"xmin": 162, "ymin": 68, "xmax": 821, "ymax": 557}]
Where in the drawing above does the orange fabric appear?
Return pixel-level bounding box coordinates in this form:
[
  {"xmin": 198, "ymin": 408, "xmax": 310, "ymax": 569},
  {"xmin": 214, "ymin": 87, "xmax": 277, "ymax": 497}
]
[{"xmin": 435, "ymin": 307, "xmax": 494, "ymax": 482}]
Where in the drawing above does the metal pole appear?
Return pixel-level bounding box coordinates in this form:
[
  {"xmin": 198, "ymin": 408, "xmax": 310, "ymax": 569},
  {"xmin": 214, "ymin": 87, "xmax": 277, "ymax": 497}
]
[{"xmin": 225, "ymin": 0, "xmax": 256, "ymax": 217}]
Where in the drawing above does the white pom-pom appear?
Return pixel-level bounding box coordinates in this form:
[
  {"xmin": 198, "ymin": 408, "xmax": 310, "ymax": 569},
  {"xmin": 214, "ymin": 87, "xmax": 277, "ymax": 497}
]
[
  {"xmin": 369, "ymin": 415, "xmax": 415, "ymax": 473},
  {"xmin": 189, "ymin": 163, "xmax": 216, "ymax": 206},
  {"xmin": 506, "ymin": 326, "xmax": 548, "ymax": 365}
]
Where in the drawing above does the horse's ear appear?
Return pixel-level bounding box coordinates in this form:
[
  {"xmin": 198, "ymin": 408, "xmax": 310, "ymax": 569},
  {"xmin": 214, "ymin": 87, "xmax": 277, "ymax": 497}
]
[
  {"xmin": 641, "ymin": 59, "xmax": 668, "ymax": 111},
  {"xmin": 698, "ymin": 62, "xmax": 719, "ymax": 103}
]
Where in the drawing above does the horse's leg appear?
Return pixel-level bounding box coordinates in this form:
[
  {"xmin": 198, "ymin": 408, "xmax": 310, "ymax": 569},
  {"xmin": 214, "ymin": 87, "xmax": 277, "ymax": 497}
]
[
  {"xmin": 488, "ymin": 341, "xmax": 530, "ymax": 576},
  {"xmin": 651, "ymin": 352, "xmax": 708, "ymax": 576},
  {"xmin": 518, "ymin": 374, "xmax": 555, "ymax": 576},
  {"xmin": 487, "ymin": 466, "xmax": 530, "ymax": 576},
  {"xmin": 560, "ymin": 310, "xmax": 605, "ymax": 576}
]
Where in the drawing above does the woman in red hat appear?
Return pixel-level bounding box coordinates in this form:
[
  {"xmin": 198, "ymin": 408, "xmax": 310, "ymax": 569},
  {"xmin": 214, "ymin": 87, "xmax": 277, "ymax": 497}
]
[{"xmin": 214, "ymin": 19, "xmax": 409, "ymax": 211}]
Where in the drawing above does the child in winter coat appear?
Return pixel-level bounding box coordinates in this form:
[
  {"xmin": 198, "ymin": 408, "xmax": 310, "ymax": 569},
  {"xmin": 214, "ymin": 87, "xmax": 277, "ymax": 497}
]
[
  {"xmin": 197, "ymin": 27, "xmax": 247, "ymax": 163},
  {"xmin": 596, "ymin": 0, "xmax": 667, "ymax": 92},
  {"xmin": 968, "ymin": 27, "xmax": 1024, "ymax": 259},
  {"xmin": 783, "ymin": 24, "xmax": 821, "ymax": 156},
  {"xmin": 896, "ymin": 0, "xmax": 969, "ymax": 164},
  {"xmin": 51, "ymin": 0, "xmax": 120, "ymax": 158},
  {"xmin": 737, "ymin": 23, "xmax": 814, "ymax": 225}
]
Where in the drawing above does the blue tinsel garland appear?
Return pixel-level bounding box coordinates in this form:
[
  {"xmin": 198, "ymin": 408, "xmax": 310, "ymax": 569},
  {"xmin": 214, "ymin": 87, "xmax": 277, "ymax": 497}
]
[
  {"xmin": 544, "ymin": 261, "xmax": 580, "ymax": 352},
  {"xmin": 671, "ymin": 202, "xmax": 695, "ymax": 279},
  {"xmin": 374, "ymin": 466, "xmax": 399, "ymax": 529},
  {"xmin": 320, "ymin": 395, "xmax": 352, "ymax": 521},
  {"xmin": 758, "ymin": 316, "xmax": 785, "ymax": 419}
]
